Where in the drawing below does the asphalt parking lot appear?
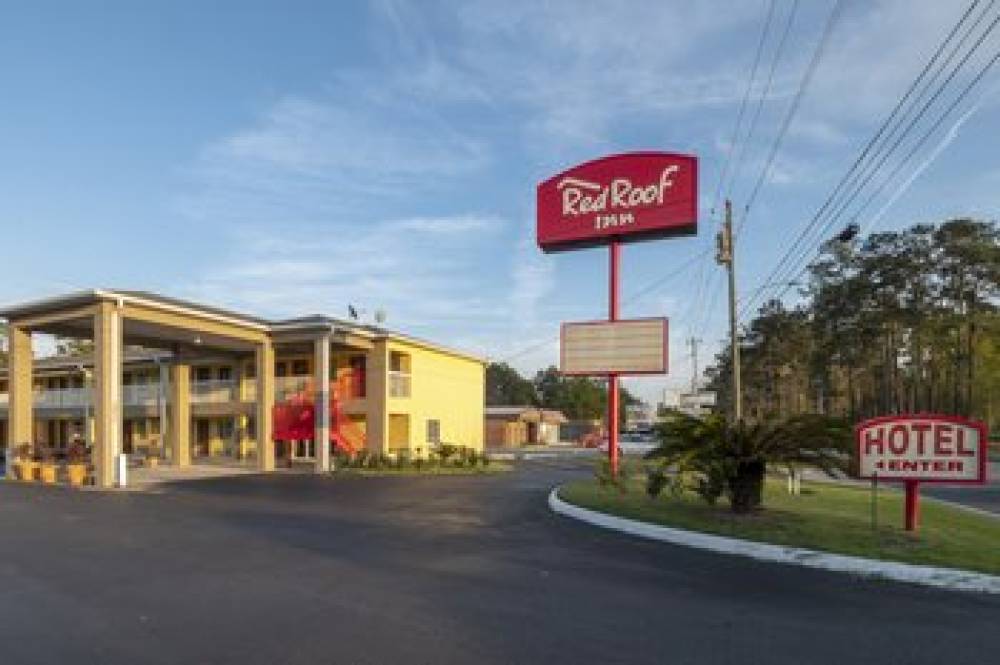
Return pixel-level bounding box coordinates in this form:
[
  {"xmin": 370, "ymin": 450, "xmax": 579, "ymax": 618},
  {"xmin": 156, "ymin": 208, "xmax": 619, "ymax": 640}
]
[{"xmin": 1, "ymin": 459, "xmax": 998, "ymax": 665}]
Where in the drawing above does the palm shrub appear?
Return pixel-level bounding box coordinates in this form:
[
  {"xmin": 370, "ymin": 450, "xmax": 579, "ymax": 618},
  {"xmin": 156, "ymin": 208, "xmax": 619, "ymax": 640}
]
[{"xmin": 645, "ymin": 412, "xmax": 851, "ymax": 513}]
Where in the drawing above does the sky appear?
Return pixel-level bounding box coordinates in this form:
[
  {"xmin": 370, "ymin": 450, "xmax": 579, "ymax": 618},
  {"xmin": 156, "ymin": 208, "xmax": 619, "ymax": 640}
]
[{"xmin": 1, "ymin": 0, "xmax": 998, "ymax": 405}]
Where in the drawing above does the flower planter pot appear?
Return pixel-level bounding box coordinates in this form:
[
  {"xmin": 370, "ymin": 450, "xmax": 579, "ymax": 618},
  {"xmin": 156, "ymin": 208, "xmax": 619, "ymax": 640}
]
[
  {"xmin": 66, "ymin": 463, "xmax": 88, "ymax": 487},
  {"xmin": 39, "ymin": 463, "xmax": 58, "ymax": 485},
  {"xmin": 17, "ymin": 460, "xmax": 39, "ymax": 482}
]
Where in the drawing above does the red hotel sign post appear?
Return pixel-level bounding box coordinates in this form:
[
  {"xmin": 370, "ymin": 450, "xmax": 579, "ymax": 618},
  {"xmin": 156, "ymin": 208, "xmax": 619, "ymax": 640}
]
[
  {"xmin": 856, "ymin": 414, "xmax": 988, "ymax": 532},
  {"xmin": 537, "ymin": 152, "xmax": 698, "ymax": 477}
]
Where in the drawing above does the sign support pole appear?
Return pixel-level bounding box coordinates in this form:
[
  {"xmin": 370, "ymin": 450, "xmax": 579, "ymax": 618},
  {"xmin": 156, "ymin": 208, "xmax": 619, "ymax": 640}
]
[
  {"xmin": 904, "ymin": 479, "xmax": 920, "ymax": 532},
  {"xmin": 608, "ymin": 238, "xmax": 621, "ymax": 478}
]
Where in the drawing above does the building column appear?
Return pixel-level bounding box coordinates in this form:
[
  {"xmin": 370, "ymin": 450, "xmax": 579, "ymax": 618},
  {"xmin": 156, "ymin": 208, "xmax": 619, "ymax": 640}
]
[
  {"xmin": 7, "ymin": 325, "xmax": 33, "ymax": 477},
  {"xmin": 157, "ymin": 362, "xmax": 169, "ymax": 457},
  {"xmin": 314, "ymin": 335, "xmax": 331, "ymax": 472},
  {"xmin": 169, "ymin": 363, "xmax": 191, "ymax": 466},
  {"xmin": 256, "ymin": 340, "xmax": 275, "ymax": 472},
  {"xmin": 365, "ymin": 339, "xmax": 389, "ymax": 455},
  {"xmin": 93, "ymin": 302, "xmax": 123, "ymax": 488},
  {"xmin": 229, "ymin": 362, "xmax": 241, "ymax": 459}
]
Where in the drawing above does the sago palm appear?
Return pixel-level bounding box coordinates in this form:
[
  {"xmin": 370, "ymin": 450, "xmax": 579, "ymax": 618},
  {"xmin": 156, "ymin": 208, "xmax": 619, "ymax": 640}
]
[{"xmin": 646, "ymin": 412, "xmax": 851, "ymax": 513}]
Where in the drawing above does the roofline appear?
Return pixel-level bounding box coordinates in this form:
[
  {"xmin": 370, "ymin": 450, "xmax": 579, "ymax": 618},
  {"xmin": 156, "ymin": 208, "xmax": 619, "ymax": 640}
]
[
  {"xmin": 0, "ymin": 289, "xmax": 270, "ymax": 333},
  {"xmin": 376, "ymin": 330, "xmax": 486, "ymax": 365},
  {"xmin": 102, "ymin": 290, "xmax": 271, "ymax": 332},
  {"xmin": 0, "ymin": 289, "xmax": 485, "ymax": 364}
]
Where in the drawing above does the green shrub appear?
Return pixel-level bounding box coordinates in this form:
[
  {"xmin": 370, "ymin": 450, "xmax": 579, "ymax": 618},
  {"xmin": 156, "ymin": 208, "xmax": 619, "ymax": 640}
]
[
  {"xmin": 436, "ymin": 443, "xmax": 458, "ymax": 464},
  {"xmin": 645, "ymin": 412, "xmax": 850, "ymax": 513}
]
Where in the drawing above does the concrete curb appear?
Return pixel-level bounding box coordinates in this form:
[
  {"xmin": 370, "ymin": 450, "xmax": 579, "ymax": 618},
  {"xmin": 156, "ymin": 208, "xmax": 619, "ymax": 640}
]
[{"xmin": 548, "ymin": 487, "xmax": 1000, "ymax": 595}]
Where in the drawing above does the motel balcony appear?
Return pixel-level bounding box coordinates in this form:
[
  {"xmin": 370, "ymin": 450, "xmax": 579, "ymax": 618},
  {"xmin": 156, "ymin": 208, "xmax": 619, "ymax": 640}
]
[
  {"xmin": 0, "ymin": 373, "xmax": 380, "ymax": 410},
  {"xmin": 190, "ymin": 379, "xmax": 237, "ymax": 404}
]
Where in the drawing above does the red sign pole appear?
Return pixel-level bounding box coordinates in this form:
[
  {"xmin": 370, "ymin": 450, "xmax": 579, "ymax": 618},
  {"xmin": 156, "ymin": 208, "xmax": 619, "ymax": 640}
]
[
  {"xmin": 608, "ymin": 238, "xmax": 621, "ymax": 478},
  {"xmin": 904, "ymin": 479, "xmax": 920, "ymax": 532}
]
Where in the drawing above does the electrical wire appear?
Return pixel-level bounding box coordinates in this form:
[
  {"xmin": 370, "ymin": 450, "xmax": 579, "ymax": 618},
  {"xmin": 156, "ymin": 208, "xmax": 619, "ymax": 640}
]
[{"xmin": 739, "ymin": 0, "xmax": 991, "ymax": 317}]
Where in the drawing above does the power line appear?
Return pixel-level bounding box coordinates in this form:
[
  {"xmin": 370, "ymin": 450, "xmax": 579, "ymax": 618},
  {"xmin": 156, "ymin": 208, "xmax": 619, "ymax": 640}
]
[
  {"xmin": 739, "ymin": 0, "xmax": 846, "ymax": 232},
  {"xmin": 800, "ymin": 4, "xmax": 999, "ymax": 247},
  {"xmin": 770, "ymin": 38, "xmax": 1000, "ymax": 304},
  {"xmin": 498, "ymin": 248, "xmax": 710, "ymax": 364},
  {"xmin": 724, "ymin": 0, "xmax": 800, "ymax": 206},
  {"xmin": 739, "ymin": 0, "xmax": 990, "ymax": 317},
  {"xmin": 709, "ymin": 0, "xmax": 778, "ymax": 219},
  {"xmin": 767, "ymin": 10, "xmax": 1000, "ymax": 306}
]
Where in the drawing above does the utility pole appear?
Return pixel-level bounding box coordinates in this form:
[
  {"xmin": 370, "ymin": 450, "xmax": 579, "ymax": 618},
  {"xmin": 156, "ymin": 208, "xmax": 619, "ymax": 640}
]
[
  {"xmin": 715, "ymin": 200, "xmax": 741, "ymax": 421},
  {"xmin": 687, "ymin": 336, "xmax": 702, "ymax": 394}
]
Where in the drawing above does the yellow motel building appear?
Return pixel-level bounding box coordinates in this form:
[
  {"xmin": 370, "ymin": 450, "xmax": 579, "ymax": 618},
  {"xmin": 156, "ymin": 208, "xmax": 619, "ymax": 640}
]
[{"xmin": 0, "ymin": 289, "xmax": 485, "ymax": 487}]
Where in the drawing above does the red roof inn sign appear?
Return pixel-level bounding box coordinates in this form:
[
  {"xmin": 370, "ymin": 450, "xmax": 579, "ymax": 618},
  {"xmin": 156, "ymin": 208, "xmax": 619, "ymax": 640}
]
[
  {"xmin": 537, "ymin": 151, "xmax": 698, "ymax": 478},
  {"xmin": 856, "ymin": 414, "xmax": 988, "ymax": 531},
  {"xmin": 537, "ymin": 152, "xmax": 697, "ymax": 252}
]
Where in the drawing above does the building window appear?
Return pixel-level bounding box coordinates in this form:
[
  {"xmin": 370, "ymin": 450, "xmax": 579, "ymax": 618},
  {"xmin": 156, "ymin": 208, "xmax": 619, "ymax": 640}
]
[
  {"xmin": 218, "ymin": 366, "xmax": 232, "ymax": 381},
  {"xmin": 195, "ymin": 367, "xmax": 212, "ymax": 382},
  {"xmin": 0, "ymin": 380, "xmax": 7, "ymax": 393},
  {"xmin": 426, "ymin": 419, "xmax": 441, "ymax": 444},
  {"xmin": 245, "ymin": 363, "xmax": 256, "ymax": 379},
  {"xmin": 275, "ymin": 362, "xmax": 287, "ymax": 377},
  {"xmin": 292, "ymin": 359, "xmax": 309, "ymax": 376}
]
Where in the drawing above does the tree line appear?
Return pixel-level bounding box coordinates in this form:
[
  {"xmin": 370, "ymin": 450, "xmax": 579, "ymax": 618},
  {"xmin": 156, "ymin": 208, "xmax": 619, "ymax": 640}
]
[
  {"xmin": 486, "ymin": 362, "xmax": 641, "ymax": 423},
  {"xmin": 705, "ymin": 218, "xmax": 1000, "ymax": 432}
]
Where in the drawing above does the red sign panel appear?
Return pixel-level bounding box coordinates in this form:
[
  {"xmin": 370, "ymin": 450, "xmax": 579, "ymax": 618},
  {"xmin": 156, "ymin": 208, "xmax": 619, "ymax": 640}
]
[
  {"xmin": 856, "ymin": 414, "xmax": 988, "ymax": 484},
  {"xmin": 537, "ymin": 151, "xmax": 698, "ymax": 252}
]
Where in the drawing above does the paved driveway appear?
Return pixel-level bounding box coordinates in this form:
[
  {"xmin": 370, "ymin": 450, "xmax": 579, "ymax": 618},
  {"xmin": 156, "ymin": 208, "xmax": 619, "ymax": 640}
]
[{"xmin": 0, "ymin": 460, "xmax": 998, "ymax": 665}]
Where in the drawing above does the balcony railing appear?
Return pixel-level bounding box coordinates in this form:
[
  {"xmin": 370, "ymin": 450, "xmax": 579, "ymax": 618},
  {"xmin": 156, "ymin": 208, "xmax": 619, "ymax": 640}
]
[
  {"xmin": 389, "ymin": 371, "xmax": 411, "ymax": 398},
  {"xmin": 35, "ymin": 387, "xmax": 90, "ymax": 408},
  {"xmin": 1, "ymin": 373, "xmax": 377, "ymax": 408},
  {"xmin": 275, "ymin": 376, "xmax": 311, "ymax": 402},
  {"xmin": 190, "ymin": 379, "xmax": 236, "ymax": 404},
  {"xmin": 123, "ymin": 383, "xmax": 162, "ymax": 406}
]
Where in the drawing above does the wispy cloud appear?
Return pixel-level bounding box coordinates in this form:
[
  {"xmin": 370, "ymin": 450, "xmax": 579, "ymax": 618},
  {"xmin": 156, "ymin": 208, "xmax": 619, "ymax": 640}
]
[
  {"xmin": 185, "ymin": 213, "xmax": 508, "ymax": 333},
  {"xmin": 178, "ymin": 94, "xmax": 490, "ymax": 225}
]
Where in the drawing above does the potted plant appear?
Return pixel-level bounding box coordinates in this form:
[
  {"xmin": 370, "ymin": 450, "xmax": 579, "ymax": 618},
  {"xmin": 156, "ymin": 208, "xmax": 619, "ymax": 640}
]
[
  {"xmin": 13, "ymin": 444, "xmax": 37, "ymax": 482},
  {"xmin": 38, "ymin": 447, "xmax": 58, "ymax": 484},
  {"xmin": 66, "ymin": 441, "xmax": 89, "ymax": 487},
  {"xmin": 146, "ymin": 443, "xmax": 161, "ymax": 468}
]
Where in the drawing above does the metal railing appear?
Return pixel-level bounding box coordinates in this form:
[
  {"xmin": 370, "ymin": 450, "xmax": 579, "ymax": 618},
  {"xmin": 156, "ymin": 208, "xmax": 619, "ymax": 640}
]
[
  {"xmin": 190, "ymin": 379, "xmax": 236, "ymax": 404},
  {"xmin": 389, "ymin": 371, "xmax": 411, "ymax": 398},
  {"xmin": 123, "ymin": 383, "xmax": 161, "ymax": 406},
  {"xmin": 275, "ymin": 376, "xmax": 311, "ymax": 402},
  {"xmin": 34, "ymin": 387, "xmax": 90, "ymax": 408},
  {"xmin": 0, "ymin": 373, "xmax": 380, "ymax": 408}
]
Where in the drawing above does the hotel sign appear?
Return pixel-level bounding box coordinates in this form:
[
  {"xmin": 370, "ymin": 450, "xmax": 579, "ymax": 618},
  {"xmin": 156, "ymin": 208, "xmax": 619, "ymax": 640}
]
[
  {"xmin": 856, "ymin": 415, "xmax": 988, "ymax": 484},
  {"xmin": 537, "ymin": 152, "xmax": 698, "ymax": 252},
  {"xmin": 561, "ymin": 318, "xmax": 668, "ymax": 376}
]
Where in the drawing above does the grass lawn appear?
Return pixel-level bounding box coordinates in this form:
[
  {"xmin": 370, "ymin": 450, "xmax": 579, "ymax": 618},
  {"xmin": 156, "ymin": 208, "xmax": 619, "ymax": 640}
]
[
  {"xmin": 559, "ymin": 476, "xmax": 1000, "ymax": 575},
  {"xmin": 333, "ymin": 462, "xmax": 511, "ymax": 477}
]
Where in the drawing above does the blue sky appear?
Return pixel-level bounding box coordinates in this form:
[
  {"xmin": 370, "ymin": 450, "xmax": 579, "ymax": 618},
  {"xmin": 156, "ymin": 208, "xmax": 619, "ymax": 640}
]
[{"xmin": 1, "ymin": 0, "xmax": 998, "ymax": 404}]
